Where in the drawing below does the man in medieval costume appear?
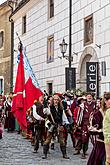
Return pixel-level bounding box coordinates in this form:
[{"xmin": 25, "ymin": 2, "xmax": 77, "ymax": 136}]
[
  {"xmin": 42, "ymin": 94, "xmax": 70, "ymax": 159},
  {"xmin": 77, "ymin": 92, "xmax": 97, "ymax": 159}
]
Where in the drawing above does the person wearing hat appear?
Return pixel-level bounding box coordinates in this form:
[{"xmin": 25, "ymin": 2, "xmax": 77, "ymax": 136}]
[
  {"xmin": 103, "ymin": 92, "xmax": 110, "ymax": 165},
  {"xmin": 77, "ymin": 92, "xmax": 97, "ymax": 159},
  {"xmin": 73, "ymin": 96, "xmax": 86, "ymax": 155}
]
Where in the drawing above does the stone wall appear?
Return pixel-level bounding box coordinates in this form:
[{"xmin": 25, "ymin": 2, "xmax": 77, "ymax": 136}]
[
  {"xmin": 0, "ymin": 5, "xmax": 12, "ymax": 94},
  {"xmin": 0, "ymin": 61, "xmax": 11, "ymax": 94}
]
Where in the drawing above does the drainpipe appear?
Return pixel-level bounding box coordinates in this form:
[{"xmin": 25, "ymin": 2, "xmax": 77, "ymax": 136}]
[
  {"xmin": 69, "ymin": 0, "xmax": 72, "ymax": 69},
  {"xmin": 8, "ymin": 1, "xmax": 14, "ymax": 92}
]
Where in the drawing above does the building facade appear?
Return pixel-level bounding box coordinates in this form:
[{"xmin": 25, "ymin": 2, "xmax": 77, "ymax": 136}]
[
  {"xmin": 0, "ymin": 1, "xmax": 15, "ymax": 94},
  {"xmin": 11, "ymin": 0, "xmax": 110, "ymax": 96}
]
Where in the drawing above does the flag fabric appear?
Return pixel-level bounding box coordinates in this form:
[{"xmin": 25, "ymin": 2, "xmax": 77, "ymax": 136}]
[
  {"xmin": 12, "ymin": 45, "xmax": 27, "ymax": 130},
  {"xmin": 23, "ymin": 49, "xmax": 43, "ymax": 110},
  {"xmin": 12, "ymin": 44, "xmax": 43, "ymax": 130}
]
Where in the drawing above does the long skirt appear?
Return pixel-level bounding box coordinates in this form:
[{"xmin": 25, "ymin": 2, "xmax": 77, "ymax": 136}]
[
  {"xmin": 87, "ymin": 140, "xmax": 106, "ymax": 165},
  {"xmin": 7, "ymin": 112, "xmax": 15, "ymax": 131}
]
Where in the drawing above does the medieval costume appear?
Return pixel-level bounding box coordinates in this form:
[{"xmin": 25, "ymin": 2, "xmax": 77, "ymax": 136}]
[
  {"xmin": 26, "ymin": 108, "xmax": 33, "ymax": 139},
  {"xmin": 32, "ymin": 98, "xmax": 46, "ymax": 153},
  {"xmin": 77, "ymin": 94, "xmax": 97, "ymax": 159},
  {"xmin": 62, "ymin": 93, "xmax": 75, "ymax": 148},
  {"xmin": 87, "ymin": 109, "xmax": 106, "ymax": 165},
  {"xmin": 73, "ymin": 97, "xmax": 86, "ymax": 155},
  {"xmin": 63, "ymin": 101, "xmax": 75, "ymax": 147},
  {"xmin": 0, "ymin": 94, "xmax": 5, "ymax": 119},
  {"xmin": 42, "ymin": 95, "xmax": 70, "ymax": 159},
  {"xmin": 4, "ymin": 97, "xmax": 15, "ymax": 132}
]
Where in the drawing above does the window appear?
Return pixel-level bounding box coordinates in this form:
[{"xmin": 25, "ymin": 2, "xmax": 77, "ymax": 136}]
[
  {"xmin": 0, "ymin": 31, "xmax": 4, "ymax": 48},
  {"xmin": 0, "ymin": 78, "xmax": 4, "ymax": 94},
  {"xmin": 84, "ymin": 14, "xmax": 93, "ymax": 46},
  {"xmin": 101, "ymin": 61, "xmax": 106, "ymax": 76},
  {"xmin": 47, "ymin": 35, "xmax": 54, "ymax": 63},
  {"xmin": 22, "ymin": 15, "xmax": 26, "ymax": 34},
  {"xmin": 48, "ymin": 0, "xmax": 54, "ymax": 19},
  {"xmin": 47, "ymin": 82, "xmax": 53, "ymax": 95}
]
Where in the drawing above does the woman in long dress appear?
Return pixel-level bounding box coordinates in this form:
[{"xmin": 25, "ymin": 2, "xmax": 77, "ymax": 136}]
[
  {"xmin": 4, "ymin": 96, "xmax": 15, "ymax": 132},
  {"xmin": 87, "ymin": 98, "xmax": 106, "ymax": 165}
]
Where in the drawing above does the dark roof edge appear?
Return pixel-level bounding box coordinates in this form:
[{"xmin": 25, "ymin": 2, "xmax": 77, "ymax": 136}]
[
  {"xmin": 11, "ymin": 0, "xmax": 30, "ymax": 17},
  {"xmin": 0, "ymin": 1, "xmax": 7, "ymax": 7}
]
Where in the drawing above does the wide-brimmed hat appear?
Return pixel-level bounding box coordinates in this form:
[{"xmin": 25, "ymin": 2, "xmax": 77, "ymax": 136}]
[
  {"xmin": 77, "ymin": 97, "xmax": 84, "ymax": 105},
  {"xmin": 63, "ymin": 92, "xmax": 73, "ymax": 98},
  {"xmin": 85, "ymin": 92, "xmax": 95, "ymax": 97},
  {"xmin": 54, "ymin": 93, "xmax": 64, "ymax": 99}
]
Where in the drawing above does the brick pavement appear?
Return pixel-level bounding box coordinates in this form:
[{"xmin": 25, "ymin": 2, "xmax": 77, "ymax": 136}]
[{"xmin": 0, "ymin": 131, "xmax": 91, "ymax": 165}]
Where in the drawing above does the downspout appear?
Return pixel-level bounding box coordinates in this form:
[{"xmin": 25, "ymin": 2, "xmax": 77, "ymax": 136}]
[
  {"xmin": 69, "ymin": 0, "xmax": 72, "ymax": 69},
  {"xmin": 8, "ymin": 2, "xmax": 14, "ymax": 92}
]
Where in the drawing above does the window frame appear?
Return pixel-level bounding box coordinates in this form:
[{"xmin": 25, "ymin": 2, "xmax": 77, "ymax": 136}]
[
  {"xmin": 47, "ymin": 35, "xmax": 54, "ymax": 63},
  {"xmin": 48, "ymin": 0, "xmax": 54, "ymax": 19},
  {"xmin": 84, "ymin": 14, "xmax": 93, "ymax": 46},
  {"xmin": 0, "ymin": 30, "xmax": 4, "ymax": 49},
  {"xmin": 101, "ymin": 61, "xmax": 106, "ymax": 76},
  {"xmin": 47, "ymin": 81, "xmax": 53, "ymax": 95},
  {"xmin": 0, "ymin": 76, "xmax": 4, "ymax": 94},
  {"xmin": 22, "ymin": 15, "xmax": 26, "ymax": 35}
]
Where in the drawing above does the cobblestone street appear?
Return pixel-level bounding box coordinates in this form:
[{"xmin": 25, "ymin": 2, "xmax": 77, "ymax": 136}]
[{"xmin": 0, "ymin": 130, "xmax": 91, "ymax": 165}]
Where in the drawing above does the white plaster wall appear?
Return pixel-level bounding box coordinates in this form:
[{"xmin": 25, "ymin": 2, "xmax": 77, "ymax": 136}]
[
  {"xmin": 13, "ymin": 0, "xmax": 110, "ymax": 95},
  {"xmin": 13, "ymin": 0, "xmax": 70, "ymax": 93},
  {"xmin": 72, "ymin": 0, "xmax": 110, "ymax": 95}
]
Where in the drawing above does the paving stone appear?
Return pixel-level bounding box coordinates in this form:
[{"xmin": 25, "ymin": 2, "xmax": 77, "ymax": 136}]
[{"xmin": 0, "ymin": 131, "xmax": 92, "ymax": 165}]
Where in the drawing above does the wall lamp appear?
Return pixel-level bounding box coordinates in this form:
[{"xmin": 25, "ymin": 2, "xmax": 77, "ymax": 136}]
[{"xmin": 96, "ymin": 44, "xmax": 101, "ymax": 49}]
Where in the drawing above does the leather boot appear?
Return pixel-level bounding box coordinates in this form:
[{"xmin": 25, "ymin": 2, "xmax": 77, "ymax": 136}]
[
  {"xmin": 60, "ymin": 145, "xmax": 70, "ymax": 159},
  {"xmin": 42, "ymin": 144, "xmax": 49, "ymax": 159},
  {"xmin": 34, "ymin": 140, "xmax": 39, "ymax": 153},
  {"xmin": 81, "ymin": 153, "xmax": 86, "ymax": 159},
  {"xmin": 31, "ymin": 137, "xmax": 35, "ymax": 146},
  {"xmin": 73, "ymin": 150, "xmax": 80, "ymax": 155},
  {"xmin": 81, "ymin": 143, "xmax": 86, "ymax": 159},
  {"xmin": 51, "ymin": 143, "xmax": 54, "ymax": 150}
]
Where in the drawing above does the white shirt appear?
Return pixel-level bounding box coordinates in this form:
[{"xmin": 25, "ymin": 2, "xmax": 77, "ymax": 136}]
[
  {"xmin": 62, "ymin": 110, "xmax": 70, "ymax": 125},
  {"xmin": 32, "ymin": 104, "xmax": 44, "ymax": 121}
]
